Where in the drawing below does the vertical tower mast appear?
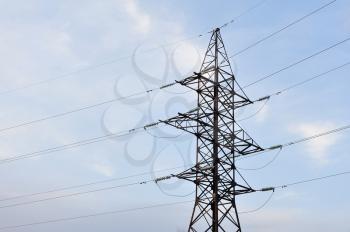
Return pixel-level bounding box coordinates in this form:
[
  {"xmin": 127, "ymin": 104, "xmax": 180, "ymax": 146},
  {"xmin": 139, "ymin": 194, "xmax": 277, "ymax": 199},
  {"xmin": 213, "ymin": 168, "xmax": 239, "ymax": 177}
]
[{"xmin": 162, "ymin": 28, "xmax": 263, "ymax": 231}]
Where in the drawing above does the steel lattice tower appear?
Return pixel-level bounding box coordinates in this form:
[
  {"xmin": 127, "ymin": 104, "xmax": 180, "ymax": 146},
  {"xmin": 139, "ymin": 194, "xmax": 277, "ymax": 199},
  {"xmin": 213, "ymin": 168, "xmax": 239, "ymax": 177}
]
[{"xmin": 162, "ymin": 28, "xmax": 264, "ymax": 231}]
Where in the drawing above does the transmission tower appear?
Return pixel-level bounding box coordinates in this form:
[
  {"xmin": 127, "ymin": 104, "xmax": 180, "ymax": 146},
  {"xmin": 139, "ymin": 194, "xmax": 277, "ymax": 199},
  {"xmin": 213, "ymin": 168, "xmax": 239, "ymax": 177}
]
[{"xmin": 161, "ymin": 28, "xmax": 264, "ymax": 231}]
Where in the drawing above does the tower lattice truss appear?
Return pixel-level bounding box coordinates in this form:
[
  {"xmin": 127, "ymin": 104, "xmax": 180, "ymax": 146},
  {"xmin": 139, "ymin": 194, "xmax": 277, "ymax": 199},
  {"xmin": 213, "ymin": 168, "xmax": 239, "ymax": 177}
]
[{"xmin": 161, "ymin": 28, "xmax": 264, "ymax": 231}]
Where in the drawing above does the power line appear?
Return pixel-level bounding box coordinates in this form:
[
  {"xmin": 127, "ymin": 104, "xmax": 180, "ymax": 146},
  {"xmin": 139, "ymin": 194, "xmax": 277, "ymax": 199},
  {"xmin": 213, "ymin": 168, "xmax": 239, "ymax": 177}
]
[
  {"xmin": 281, "ymin": 124, "xmax": 350, "ymax": 148},
  {"xmin": 269, "ymin": 61, "xmax": 350, "ymax": 96},
  {"xmin": 0, "ymin": 165, "xmax": 189, "ymax": 203},
  {"xmin": 239, "ymin": 191, "xmax": 275, "ymax": 214},
  {"xmin": 2, "ymin": 120, "xmax": 347, "ymax": 206},
  {"xmin": 0, "ymin": 0, "xmax": 268, "ymax": 97},
  {"xmin": 0, "ymin": 112, "xmax": 349, "ymax": 166},
  {"xmin": 245, "ymin": 60, "xmax": 350, "ymax": 119},
  {"xmin": 1, "ymin": 122, "xmax": 349, "ymax": 208},
  {"xmin": 237, "ymin": 147, "xmax": 283, "ymax": 171},
  {"xmin": 0, "ymin": 123, "xmax": 164, "ymax": 165},
  {"xmin": 237, "ymin": 98, "xmax": 270, "ymax": 122},
  {"xmin": 0, "ymin": 200, "xmax": 193, "ymax": 231},
  {"xmin": 217, "ymin": 0, "xmax": 269, "ymax": 30},
  {"xmin": 0, "ymin": 170, "xmax": 349, "ymax": 230},
  {"xmin": 0, "ymin": 172, "xmax": 179, "ymax": 210},
  {"xmin": 243, "ymin": 36, "xmax": 350, "ymax": 88},
  {"xmin": 1, "ymin": 37, "xmax": 347, "ymax": 136},
  {"xmin": 235, "ymin": 123, "xmax": 350, "ymax": 161},
  {"xmin": 0, "ymin": 6, "xmax": 344, "ymax": 135},
  {"xmin": 274, "ymin": 171, "xmax": 350, "ymax": 189},
  {"xmin": 0, "ymin": 180, "xmax": 153, "ymax": 210},
  {"xmin": 0, "ymin": 119, "xmax": 350, "ymax": 209},
  {"xmin": 0, "ymin": 81, "xmax": 178, "ymax": 134},
  {"xmin": 229, "ymin": 0, "xmax": 337, "ymax": 58}
]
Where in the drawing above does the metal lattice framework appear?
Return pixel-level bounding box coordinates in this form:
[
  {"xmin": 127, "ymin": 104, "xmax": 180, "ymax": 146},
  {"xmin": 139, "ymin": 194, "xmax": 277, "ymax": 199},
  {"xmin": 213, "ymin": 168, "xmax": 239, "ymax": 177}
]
[{"xmin": 161, "ymin": 28, "xmax": 264, "ymax": 231}]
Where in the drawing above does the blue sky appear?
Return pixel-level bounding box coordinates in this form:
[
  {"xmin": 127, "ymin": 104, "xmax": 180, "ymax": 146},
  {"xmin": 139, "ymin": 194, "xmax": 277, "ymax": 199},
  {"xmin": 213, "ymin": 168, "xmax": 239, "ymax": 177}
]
[{"xmin": 0, "ymin": 0, "xmax": 349, "ymax": 231}]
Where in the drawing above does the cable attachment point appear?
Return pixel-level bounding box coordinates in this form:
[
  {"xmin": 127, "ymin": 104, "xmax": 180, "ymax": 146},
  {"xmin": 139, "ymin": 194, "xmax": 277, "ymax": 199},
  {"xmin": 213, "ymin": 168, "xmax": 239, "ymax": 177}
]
[
  {"xmin": 144, "ymin": 122, "xmax": 159, "ymax": 130},
  {"xmin": 268, "ymin": 144, "xmax": 283, "ymax": 150},
  {"xmin": 187, "ymin": 107, "xmax": 199, "ymax": 114},
  {"xmin": 154, "ymin": 175, "xmax": 173, "ymax": 184},
  {"xmin": 260, "ymin": 187, "xmax": 275, "ymax": 192},
  {"xmin": 160, "ymin": 82, "xmax": 176, "ymax": 89},
  {"xmin": 256, "ymin": 95, "xmax": 271, "ymax": 102}
]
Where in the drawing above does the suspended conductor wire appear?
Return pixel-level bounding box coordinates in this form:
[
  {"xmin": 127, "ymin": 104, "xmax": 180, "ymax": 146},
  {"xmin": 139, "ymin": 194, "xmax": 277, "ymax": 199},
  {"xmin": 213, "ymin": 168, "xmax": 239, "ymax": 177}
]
[
  {"xmin": 0, "ymin": 36, "xmax": 347, "ymax": 136},
  {"xmin": 0, "ymin": 169, "xmax": 180, "ymax": 210},
  {"xmin": 237, "ymin": 98, "xmax": 269, "ymax": 122},
  {"xmin": 0, "ymin": 200, "xmax": 194, "ymax": 231},
  {"xmin": 0, "ymin": 170, "xmax": 349, "ymax": 230},
  {"xmin": 0, "ymin": 123, "xmax": 166, "ymax": 165},
  {"xmin": 268, "ymin": 61, "xmax": 350, "ymax": 97},
  {"xmin": 228, "ymin": 123, "xmax": 350, "ymax": 162},
  {"xmin": 0, "ymin": 82, "xmax": 178, "ymax": 135},
  {"xmin": 0, "ymin": 0, "xmax": 268, "ymax": 97},
  {"xmin": 282, "ymin": 124, "xmax": 350, "ymax": 148},
  {"xmin": 0, "ymin": 107, "xmax": 200, "ymax": 165},
  {"xmin": 243, "ymin": 36, "xmax": 350, "ymax": 89},
  {"xmin": 1, "ymin": 118, "xmax": 349, "ymax": 166},
  {"xmin": 239, "ymin": 191, "xmax": 274, "ymax": 214},
  {"xmin": 0, "ymin": 164, "xmax": 190, "ymax": 203},
  {"xmin": 1, "ymin": 36, "xmax": 347, "ymax": 137},
  {"xmin": 246, "ymin": 60, "xmax": 350, "ymax": 115},
  {"xmin": 237, "ymin": 147, "xmax": 283, "ymax": 171},
  {"xmin": 229, "ymin": 0, "xmax": 337, "ymax": 58},
  {"xmin": 273, "ymin": 171, "xmax": 350, "ymax": 189}
]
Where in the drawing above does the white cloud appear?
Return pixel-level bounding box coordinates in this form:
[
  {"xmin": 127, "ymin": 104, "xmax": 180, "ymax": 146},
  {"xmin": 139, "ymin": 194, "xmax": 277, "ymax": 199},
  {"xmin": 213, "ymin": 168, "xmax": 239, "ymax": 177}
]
[
  {"xmin": 289, "ymin": 121, "xmax": 341, "ymax": 164},
  {"xmin": 120, "ymin": 0, "xmax": 151, "ymax": 34},
  {"xmin": 90, "ymin": 163, "xmax": 115, "ymax": 177}
]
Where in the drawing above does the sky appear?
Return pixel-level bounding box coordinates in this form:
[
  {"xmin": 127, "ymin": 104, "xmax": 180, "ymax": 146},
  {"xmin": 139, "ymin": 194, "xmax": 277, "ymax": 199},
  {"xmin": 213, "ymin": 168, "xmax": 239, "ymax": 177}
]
[{"xmin": 0, "ymin": 0, "xmax": 349, "ymax": 231}]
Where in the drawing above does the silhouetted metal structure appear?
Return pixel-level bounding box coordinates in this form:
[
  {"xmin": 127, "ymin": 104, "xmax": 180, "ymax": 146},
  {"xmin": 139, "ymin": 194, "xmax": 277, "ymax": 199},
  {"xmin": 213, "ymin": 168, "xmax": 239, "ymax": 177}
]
[{"xmin": 162, "ymin": 28, "xmax": 264, "ymax": 231}]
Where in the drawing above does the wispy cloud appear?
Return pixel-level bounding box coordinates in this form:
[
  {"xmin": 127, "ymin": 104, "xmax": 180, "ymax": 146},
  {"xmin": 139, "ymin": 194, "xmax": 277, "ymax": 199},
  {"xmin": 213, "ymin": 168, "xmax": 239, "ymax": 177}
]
[
  {"xmin": 120, "ymin": 0, "xmax": 151, "ymax": 34},
  {"xmin": 90, "ymin": 162, "xmax": 115, "ymax": 177},
  {"xmin": 289, "ymin": 121, "xmax": 341, "ymax": 164}
]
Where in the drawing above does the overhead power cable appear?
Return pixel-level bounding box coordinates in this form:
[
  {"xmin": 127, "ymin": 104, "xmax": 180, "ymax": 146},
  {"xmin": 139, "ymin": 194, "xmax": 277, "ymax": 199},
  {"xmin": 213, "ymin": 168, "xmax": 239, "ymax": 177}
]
[
  {"xmin": 237, "ymin": 147, "xmax": 283, "ymax": 171},
  {"xmin": 0, "ymin": 173, "xmax": 176, "ymax": 210},
  {"xmin": 239, "ymin": 191, "xmax": 275, "ymax": 214},
  {"xmin": 0, "ymin": 200, "xmax": 193, "ymax": 231},
  {"xmin": 0, "ymin": 170, "xmax": 349, "ymax": 230},
  {"xmin": 233, "ymin": 123, "xmax": 350, "ymax": 161},
  {"xmin": 0, "ymin": 181, "xmax": 154, "ymax": 210},
  {"xmin": 0, "ymin": 122, "xmax": 165, "ymax": 165},
  {"xmin": 273, "ymin": 171, "xmax": 350, "ymax": 189},
  {"xmin": 0, "ymin": 107, "xmax": 198, "ymax": 165},
  {"xmin": 0, "ymin": 165, "xmax": 189, "ymax": 203},
  {"xmin": 0, "ymin": 81, "xmax": 178, "ymax": 134},
  {"xmin": 0, "ymin": 6, "xmax": 345, "ymax": 135},
  {"xmin": 268, "ymin": 61, "xmax": 350, "ymax": 97},
  {"xmin": 237, "ymin": 98, "xmax": 270, "ymax": 122},
  {"xmin": 229, "ymin": 0, "xmax": 337, "ymax": 58},
  {"xmin": 246, "ymin": 60, "xmax": 350, "ymax": 117},
  {"xmin": 0, "ymin": 0, "xmax": 267, "ymax": 97},
  {"xmin": 1, "ymin": 119, "xmax": 349, "ymax": 168},
  {"xmin": 281, "ymin": 124, "xmax": 350, "ymax": 148},
  {"xmin": 1, "ymin": 37, "xmax": 348, "ymax": 136},
  {"xmin": 243, "ymin": 36, "xmax": 350, "ymax": 88},
  {"xmin": 258, "ymin": 170, "xmax": 350, "ymax": 192}
]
